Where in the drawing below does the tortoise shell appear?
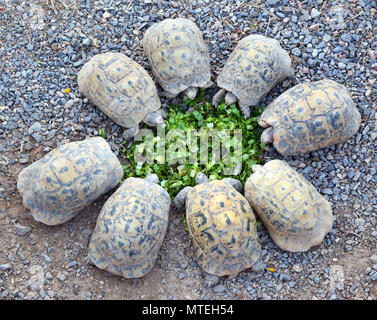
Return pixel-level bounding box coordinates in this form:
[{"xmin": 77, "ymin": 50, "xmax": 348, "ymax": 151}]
[
  {"xmin": 259, "ymin": 79, "xmax": 361, "ymax": 155},
  {"xmin": 17, "ymin": 137, "xmax": 123, "ymax": 225},
  {"xmin": 245, "ymin": 160, "xmax": 334, "ymax": 252},
  {"xmin": 78, "ymin": 52, "xmax": 161, "ymax": 128},
  {"xmin": 185, "ymin": 180, "xmax": 261, "ymax": 276},
  {"xmin": 142, "ymin": 18, "xmax": 211, "ymax": 96},
  {"xmin": 217, "ymin": 34, "xmax": 293, "ymax": 107},
  {"xmin": 88, "ymin": 177, "xmax": 171, "ymax": 278}
]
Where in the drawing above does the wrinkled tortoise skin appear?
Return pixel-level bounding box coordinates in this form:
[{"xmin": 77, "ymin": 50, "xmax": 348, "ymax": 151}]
[
  {"xmin": 186, "ymin": 180, "xmax": 261, "ymax": 276},
  {"xmin": 78, "ymin": 52, "xmax": 161, "ymax": 128},
  {"xmin": 142, "ymin": 18, "xmax": 211, "ymax": 96},
  {"xmin": 17, "ymin": 137, "xmax": 123, "ymax": 225},
  {"xmin": 88, "ymin": 177, "xmax": 171, "ymax": 278},
  {"xmin": 260, "ymin": 79, "xmax": 361, "ymax": 155},
  {"xmin": 217, "ymin": 34, "xmax": 292, "ymax": 106},
  {"xmin": 245, "ymin": 160, "xmax": 334, "ymax": 252}
]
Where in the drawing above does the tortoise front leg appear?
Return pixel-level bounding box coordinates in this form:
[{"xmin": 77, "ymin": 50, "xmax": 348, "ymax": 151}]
[
  {"xmin": 260, "ymin": 127, "xmax": 273, "ymax": 144},
  {"xmin": 123, "ymin": 126, "xmax": 139, "ymax": 140},
  {"xmin": 184, "ymin": 86, "xmax": 198, "ymax": 99}
]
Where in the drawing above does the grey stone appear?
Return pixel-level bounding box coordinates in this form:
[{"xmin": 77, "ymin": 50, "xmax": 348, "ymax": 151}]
[
  {"xmin": 39, "ymin": 289, "xmax": 47, "ymax": 298},
  {"xmin": 213, "ymin": 284, "xmax": 226, "ymax": 293},
  {"xmin": 14, "ymin": 224, "xmax": 32, "ymax": 236},
  {"xmin": 370, "ymin": 255, "xmax": 377, "ymax": 265},
  {"xmin": 292, "ymin": 48, "xmax": 301, "ymax": 56},
  {"xmin": 29, "ymin": 122, "xmax": 42, "ymax": 133},
  {"xmin": 41, "ymin": 253, "xmax": 52, "ymax": 263},
  {"xmin": 58, "ymin": 274, "xmax": 66, "ymax": 282},
  {"xmin": 354, "ymin": 218, "xmax": 365, "ymax": 226},
  {"xmin": 68, "ymin": 261, "xmax": 78, "ymax": 268},
  {"xmin": 45, "ymin": 272, "xmax": 53, "ymax": 280},
  {"xmin": 311, "ymin": 8, "xmax": 321, "ymax": 19},
  {"xmin": 31, "ymin": 133, "xmax": 43, "ymax": 143},
  {"xmin": 83, "ymin": 38, "xmax": 91, "ymax": 46},
  {"xmin": 322, "ymin": 188, "xmax": 333, "ymax": 195},
  {"xmin": 0, "ymin": 263, "xmax": 12, "ymax": 271}
]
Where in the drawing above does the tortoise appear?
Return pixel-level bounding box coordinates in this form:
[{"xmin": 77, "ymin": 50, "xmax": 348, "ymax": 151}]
[
  {"xmin": 142, "ymin": 18, "xmax": 212, "ymax": 99},
  {"xmin": 78, "ymin": 52, "xmax": 164, "ymax": 140},
  {"xmin": 244, "ymin": 160, "xmax": 334, "ymax": 252},
  {"xmin": 88, "ymin": 174, "xmax": 171, "ymax": 278},
  {"xmin": 173, "ymin": 173, "xmax": 263, "ymax": 277},
  {"xmin": 258, "ymin": 79, "xmax": 361, "ymax": 156},
  {"xmin": 17, "ymin": 137, "xmax": 123, "ymax": 226},
  {"xmin": 212, "ymin": 34, "xmax": 293, "ymax": 119}
]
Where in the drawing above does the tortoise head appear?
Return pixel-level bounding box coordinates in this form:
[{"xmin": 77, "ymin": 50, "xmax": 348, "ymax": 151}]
[
  {"xmin": 143, "ymin": 111, "xmax": 164, "ymax": 127},
  {"xmin": 145, "ymin": 173, "xmax": 159, "ymax": 184},
  {"xmin": 195, "ymin": 172, "xmax": 209, "ymax": 185}
]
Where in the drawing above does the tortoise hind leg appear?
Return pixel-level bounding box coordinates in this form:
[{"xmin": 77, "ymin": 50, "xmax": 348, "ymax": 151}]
[
  {"xmin": 251, "ymin": 259, "xmax": 266, "ymax": 274},
  {"xmin": 238, "ymin": 101, "xmax": 251, "ymax": 119},
  {"xmin": 123, "ymin": 126, "xmax": 139, "ymax": 140},
  {"xmin": 202, "ymin": 80, "xmax": 214, "ymax": 88},
  {"xmin": 225, "ymin": 92, "xmax": 237, "ymax": 106},
  {"xmin": 173, "ymin": 186, "xmax": 193, "ymax": 208},
  {"xmin": 212, "ymin": 88, "xmax": 226, "ymax": 107}
]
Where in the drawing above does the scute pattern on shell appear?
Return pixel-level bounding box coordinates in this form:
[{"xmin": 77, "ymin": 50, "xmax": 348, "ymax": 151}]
[
  {"xmin": 17, "ymin": 137, "xmax": 123, "ymax": 226},
  {"xmin": 186, "ymin": 180, "xmax": 261, "ymax": 276},
  {"xmin": 260, "ymin": 79, "xmax": 361, "ymax": 155},
  {"xmin": 142, "ymin": 18, "xmax": 211, "ymax": 95},
  {"xmin": 245, "ymin": 160, "xmax": 334, "ymax": 252},
  {"xmin": 217, "ymin": 34, "xmax": 292, "ymax": 107},
  {"xmin": 88, "ymin": 177, "xmax": 171, "ymax": 278},
  {"xmin": 78, "ymin": 52, "xmax": 160, "ymax": 128}
]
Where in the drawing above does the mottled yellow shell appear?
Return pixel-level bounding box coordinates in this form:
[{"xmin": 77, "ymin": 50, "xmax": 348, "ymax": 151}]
[
  {"xmin": 245, "ymin": 160, "xmax": 334, "ymax": 252},
  {"xmin": 78, "ymin": 52, "xmax": 161, "ymax": 128},
  {"xmin": 186, "ymin": 180, "xmax": 261, "ymax": 276},
  {"xmin": 260, "ymin": 79, "xmax": 361, "ymax": 155},
  {"xmin": 142, "ymin": 18, "xmax": 211, "ymax": 96},
  {"xmin": 88, "ymin": 178, "xmax": 171, "ymax": 278},
  {"xmin": 17, "ymin": 137, "xmax": 123, "ymax": 225},
  {"xmin": 217, "ymin": 34, "xmax": 292, "ymax": 107}
]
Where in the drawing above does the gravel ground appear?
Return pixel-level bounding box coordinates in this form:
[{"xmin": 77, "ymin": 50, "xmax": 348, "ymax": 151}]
[{"xmin": 0, "ymin": 0, "xmax": 376, "ymax": 300}]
